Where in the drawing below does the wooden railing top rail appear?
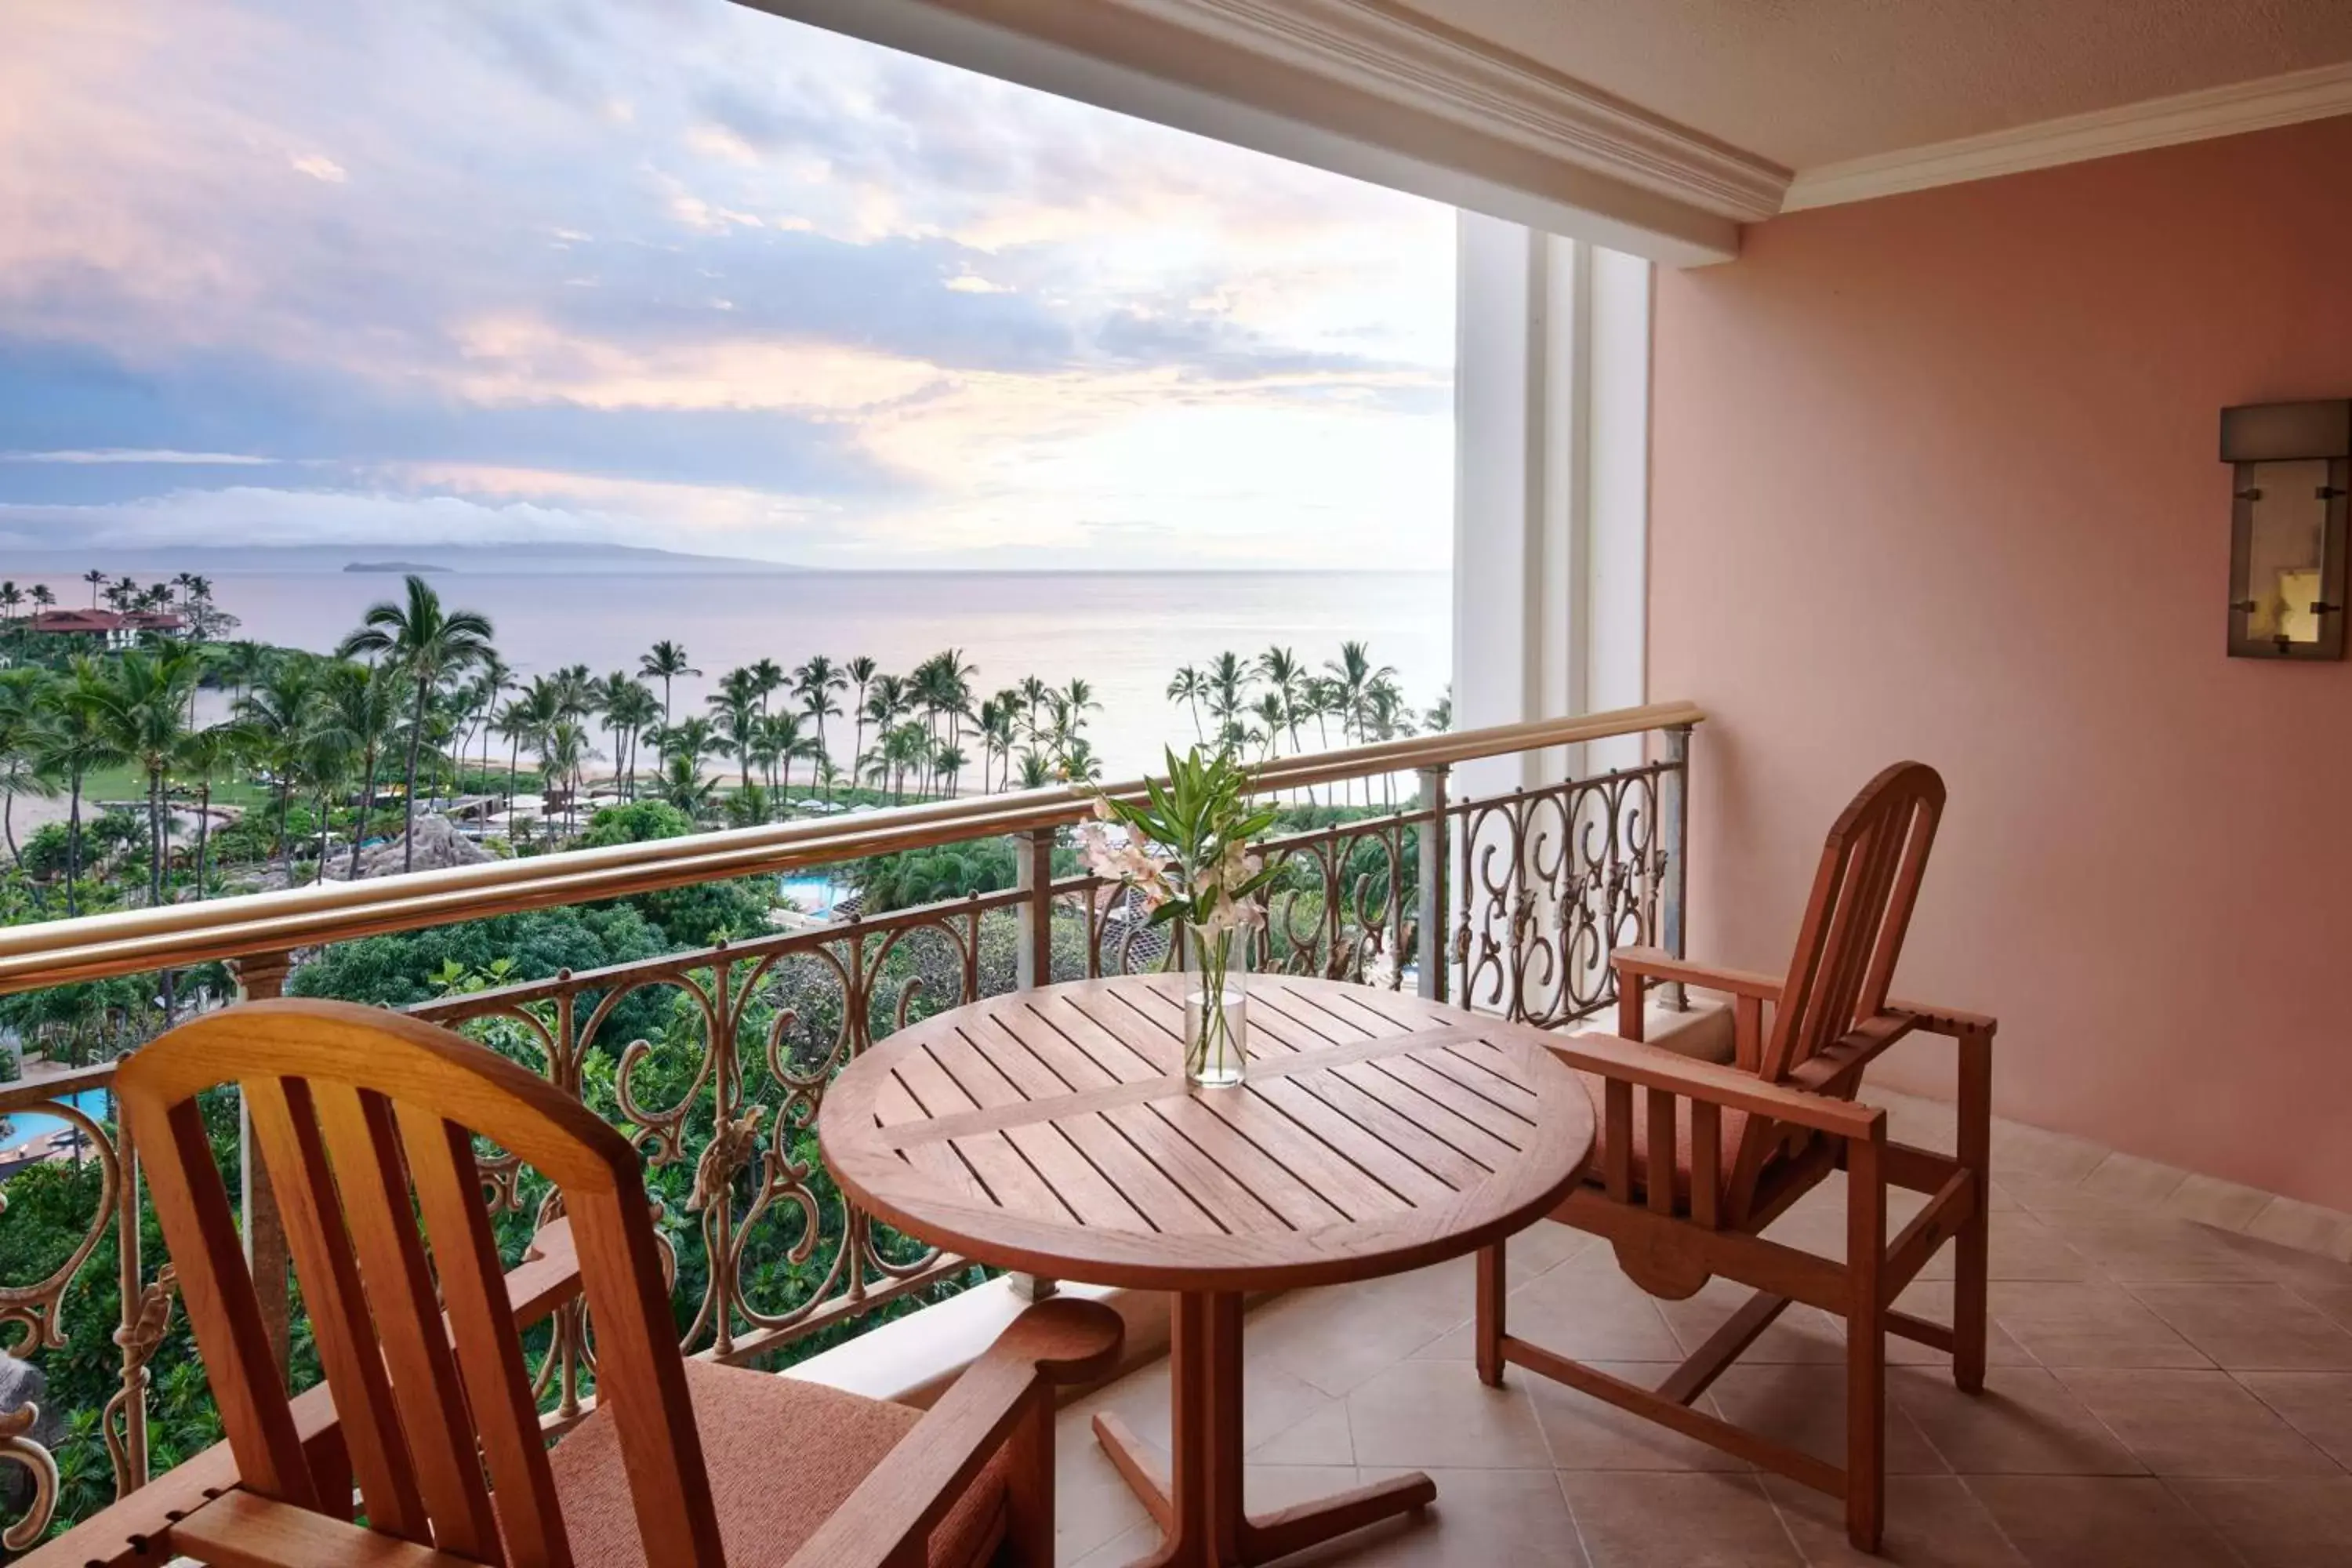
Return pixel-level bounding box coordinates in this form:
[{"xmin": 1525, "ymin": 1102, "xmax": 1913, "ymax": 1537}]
[{"xmin": 0, "ymin": 699, "xmax": 1701, "ymax": 993}]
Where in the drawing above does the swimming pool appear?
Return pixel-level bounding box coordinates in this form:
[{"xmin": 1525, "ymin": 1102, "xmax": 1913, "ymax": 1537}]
[
  {"xmin": 0, "ymin": 1086, "xmax": 113, "ymax": 1152},
  {"xmin": 778, "ymin": 874, "xmax": 842, "ymax": 918}
]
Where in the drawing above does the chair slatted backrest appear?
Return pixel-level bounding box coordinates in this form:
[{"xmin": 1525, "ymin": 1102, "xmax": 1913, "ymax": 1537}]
[
  {"xmin": 1724, "ymin": 763, "xmax": 1944, "ymax": 1219},
  {"xmin": 117, "ymin": 998, "xmax": 730, "ymax": 1568}
]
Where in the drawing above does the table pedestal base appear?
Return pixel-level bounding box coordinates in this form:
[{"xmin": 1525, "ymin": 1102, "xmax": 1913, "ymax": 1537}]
[{"xmin": 1092, "ymin": 1292, "xmax": 1436, "ymax": 1566}]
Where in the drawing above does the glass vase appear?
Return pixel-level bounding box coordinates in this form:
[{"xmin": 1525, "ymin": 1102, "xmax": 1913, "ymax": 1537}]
[{"xmin": 1181, "ymin": 921, "xmax": 1249, "ymax": 1088}]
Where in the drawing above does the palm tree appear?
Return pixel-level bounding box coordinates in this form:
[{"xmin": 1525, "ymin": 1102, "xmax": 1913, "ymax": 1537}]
[
  {"xmin": 537, "ymin": 719, "xmax": 595, "ymax": 837},
  {"xmin": 844, "ymin": 655, "xmax": 878, "ymax": 789},
  {"xmin": 34, "ymin": 659, "xmax": 126, "ymax": 916},
  {"xmin": 234, "ymin": 655, "xmax": 325, "ymax": 881},
  {"xmin": 793, "ymin": 655, "xmax": 846, "ymax": 796},
  {"xmin": 1250, "ymin": 691, "xmax": 1287, "ymax": 763},
  {"xmin": 1058, "ymin": 677, "xmax": 1100, "ymax": 734},
  {"xmin": 28, "ymin": 583, "xmax": 55, "ymax": 611},
  {"xmin": 861, "ymin": 675, "xmax": 911, "ymax": 792},
  {"xmin": 609, "ymin": 680, "xmax": 661, "ymax": 797},
  {"xmin": 975, "ymin": 699, "xmax": 1014, "ymax": 792},
  {"xmin": 297, "ymin": 705, "xmax": 358, "ymax": 884},
  {"xmin": 880, "ymin": 722, "xmax": 929, "ymax": 804},
  {"xmin": 1167, "ymin": 665, "xmax": 1207, "ymax": 741},
  {"xmin": 656, "ymin": 751, "xmax": 717, "ymax": 818},
  {"xmin": 1305, "ymin": 675, "xmax": 1341, "ymax": 758},
  {"xmin": 759, "ymin": 710, "xmax": 809, "ymax": 798},
  {"xmin": 0, "ymin": 670, "xmax": 59, "ymax": 869},
  {"xmin": 82, "ymin": 568, "xmax": 107, "ymax": 608},
  {"xmin": 546, "ymin": 663, "xmax": 597, "ymax": 724},
  {"xmin": 492, "ymin": 693, "xmax": 542, "ymax": 810},
  {"xmin": 593, "ymin": 672, "xmax": 646, "ymax": 794},
  {"xmin": 1017, "ymin": 674, "xmax": 1051, "ymax": 742},
  {"xmin": 470, "ymin": 653, "xmax": 515, "ymax": 790},
  {"xmin": 1327, "ymin": 642, "xmax": 1392, "ymax": 736},
  {"xmin": 336, "ymin": 575, "xmax": 495, "ymax": 872},
  {"xmin": 748, "ymin": 656, "xmax": 786, "ymax": 717},
  {"xmin": 1016, "ymin": 750, "xmax": 1053, "ymax": 790},
  {"xmin": 172, "ymin": 722, "xmax": 238, "ymax": 901},
  {"xmin": 184, "ymin": 575, "xmax": 218, "ymax": 638},
  {"xmin": 659, "ymin": 714, "xmax": 717, "ymax": 771},
  {"xmin": 318, "ymin": 660, "xmax": 401, "ymax": 879},
  {"xmin": 639, "ymin": 640, "xmax": 699, "ymax": 724},
  {"xmin": 1055, "ymin": 736, "xmax": 1102, "ymax": 785},
  {"xmin": 935, "ymin": 743, "xmax": 969, "ymax": 797},
  {"xmin": 0, "ymin": 582, "xmax": 22, "ymax": 623},
  {"xmin": 89, "ymin": 645, "xmax": 198, "ymax": 912},
  {"xmin": 708, "ymin": 673, "xmax": 762, "ymax": 797},
  {"xmin": 1257, "ymin": 647, "xmax": 1305, "ymax": 753},
  {"xmin": 216, "ymin": 641, "xmax": 273, "ymax": 711},
  {"xmin": 1207, "ymin": 652, "xmax": 1248, "ymax": 738}
]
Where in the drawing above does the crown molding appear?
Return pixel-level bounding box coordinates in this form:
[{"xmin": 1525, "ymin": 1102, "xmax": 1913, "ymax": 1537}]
[
  {"xmin": 1116, "ymin": 0, "xmax": 1789, "ymax": 222},
  {"xmin": 1784, "ymin": 60, "xmax": 2352, "ymax": 212}
]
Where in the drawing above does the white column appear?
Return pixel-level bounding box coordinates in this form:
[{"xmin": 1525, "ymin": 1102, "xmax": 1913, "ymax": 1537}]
[
  {"xmin": 1451, "ymin": 214, "xmax": 1652, "ymax": 785},
  {"xmin": 1450, "ymin": 215, "xmax": 1653, "ymax": 1014}
]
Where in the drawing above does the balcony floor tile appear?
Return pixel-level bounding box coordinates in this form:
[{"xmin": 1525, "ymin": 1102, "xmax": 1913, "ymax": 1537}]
[{"xmin": 1048, "ymin": 1123, "xmax": 2352, "ymax": 1566}]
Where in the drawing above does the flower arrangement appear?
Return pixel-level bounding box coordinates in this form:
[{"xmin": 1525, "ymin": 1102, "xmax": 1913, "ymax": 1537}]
[{"xmin": 1076, "ymin": 746, "xmax": 1279, "ymax": 1085}]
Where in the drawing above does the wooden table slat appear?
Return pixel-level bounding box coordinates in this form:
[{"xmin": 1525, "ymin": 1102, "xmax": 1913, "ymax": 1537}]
[
  {"xmin": 1254, "ymin": 981, "xmax": 1415, "ymax": 1044},
  {"xmin": 1022, "ymin": 992, "xmax": 1178, "ymax": 1082},
  {"xmin": 1163, "ymin": 1089, "xmax": 1412, "ymax": 1226},
  {"xmin": 1363, "ymin": 1051, "xmax": 1539, "ymax": 1145},
  {"xmin": 1281, "ymin": 1063, "xmax": 1504, "ymax": 1186},
  {"xmin": 1236, "ymin": 1076, "xmax": 1464, "ymax": 1206},
  {"xmin": 818, "ymin": 976, "xmax": 1593, "ymax": 1293},
  {"xmin": 1319, "ymin": 1056, "xmax": 1528, "ymax": 1167}
]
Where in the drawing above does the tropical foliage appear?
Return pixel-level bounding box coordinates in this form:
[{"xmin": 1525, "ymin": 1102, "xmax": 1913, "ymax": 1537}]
[{"xmin": 0, "ymin": 567, "xmax": 1446, "ymax": 1550}]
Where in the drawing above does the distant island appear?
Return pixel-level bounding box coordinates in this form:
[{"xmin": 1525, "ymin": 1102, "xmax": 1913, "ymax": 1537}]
[{"xmin": 344, "ymin": 560, "xmax": 448, "ymax": 574}]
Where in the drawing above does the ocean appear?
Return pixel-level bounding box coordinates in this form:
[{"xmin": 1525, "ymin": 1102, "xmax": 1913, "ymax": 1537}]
[{"xmin": 34, "ymin": 569, "xmax": 1452, "ymax": 779}]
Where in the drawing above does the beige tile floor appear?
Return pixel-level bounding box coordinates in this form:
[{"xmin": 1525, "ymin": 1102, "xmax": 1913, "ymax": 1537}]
[{"xmin": 1051, "ymin": 1094, "xmax": 2352, "ymax": 1566}]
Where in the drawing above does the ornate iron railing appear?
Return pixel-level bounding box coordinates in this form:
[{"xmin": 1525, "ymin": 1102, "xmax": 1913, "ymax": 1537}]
[{"xmin": 0, "ymin": 702, "xmax": 1697, "ymax": 1551}]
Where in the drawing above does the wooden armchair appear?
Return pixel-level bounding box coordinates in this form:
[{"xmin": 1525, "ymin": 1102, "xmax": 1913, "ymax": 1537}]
[
  {"xmin": 1475, "ymin": 762, "xmax": 1995, "ymax": 1553},
  {"xmin": 26, "ymin": 1000, "xmax": 1121, "ymax": 1568}
]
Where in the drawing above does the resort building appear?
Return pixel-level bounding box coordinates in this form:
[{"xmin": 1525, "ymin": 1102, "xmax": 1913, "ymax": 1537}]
[{"xmin": 25, "ymin": 608, "xmax": 187, "ymax": 649}]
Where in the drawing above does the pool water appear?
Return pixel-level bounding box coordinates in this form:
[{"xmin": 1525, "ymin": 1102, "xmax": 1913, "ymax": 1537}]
[
  {"xmin": 778, "ymin": 875, "xmax": 842, "ymax": 918},
  {"xmin": 0, "ymin": 1086, "xmax": 113, "ymax": 1152}
]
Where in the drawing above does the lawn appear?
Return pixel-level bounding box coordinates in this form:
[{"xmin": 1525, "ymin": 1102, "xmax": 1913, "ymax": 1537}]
[{"xmin": 77, "ymin": 763, "xmax": 274, "ymax": 812}]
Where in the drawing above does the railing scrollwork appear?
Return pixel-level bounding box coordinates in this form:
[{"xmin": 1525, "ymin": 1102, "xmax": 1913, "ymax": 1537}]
[{"xmin": 0, "ymin": 702, "xmax": 1697, "ymax": 1552}]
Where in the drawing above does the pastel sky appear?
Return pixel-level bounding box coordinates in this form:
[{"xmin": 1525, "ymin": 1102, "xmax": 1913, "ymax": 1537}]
[{"xmin": 0, "ymin": 0, "xmax": 1457, "ymax": 569}]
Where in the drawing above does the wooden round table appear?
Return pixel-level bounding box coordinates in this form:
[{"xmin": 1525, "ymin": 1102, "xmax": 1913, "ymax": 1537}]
[{"xmin": 819, "ymin": 972, "xmax": 1594, "ymax": 1566}]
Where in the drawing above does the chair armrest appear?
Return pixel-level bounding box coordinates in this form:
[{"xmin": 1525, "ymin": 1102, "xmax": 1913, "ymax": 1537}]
[
  {"xmin": 1550, "ymin": 1033, "xmax": 1884, "ymax": 1139},
  {"xmin": 14, "ymin": 1381, "xmax": 343, "ymax": 1568},
  {"xmin": 504, "ymin": 1215, "xmax": 583, "ymax": 1328},
  {"xmin": 1610, "ymin": 946, "xmax": 1784, "ymax": 1002},
  {"xmin": 784, "ymin": 1298, "xmax": 1123, "ymax": 1568},
  {"xmin": 1886, "ymin": 999, "xmax": 1998, "ymax": 1038},
  {"xmin": 19, "ymin": 1219, "xmax": 586, "ymax": 1568},
  {"xmin": 169, "ymin": 1490, "xmax": 485, "ymax": 1568}
]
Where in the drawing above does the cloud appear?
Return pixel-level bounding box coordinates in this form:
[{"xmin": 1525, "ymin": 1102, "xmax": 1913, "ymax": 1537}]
[
  {"xmin": 0, "ymin": 448, "xmax": 287, "ymax": 465},
  {"xmin": 0, "ymin": 0, "xmax": 1456, "ymax": 569}
]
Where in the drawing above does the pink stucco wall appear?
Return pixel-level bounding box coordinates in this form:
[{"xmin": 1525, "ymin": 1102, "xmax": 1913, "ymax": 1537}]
[{"xmin": 1649, "ymin": 114, "xmax": 2352, "ymax": 1207}]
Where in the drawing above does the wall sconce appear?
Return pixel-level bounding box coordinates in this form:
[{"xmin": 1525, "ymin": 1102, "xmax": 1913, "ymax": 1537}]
[{"xmin": 2221, "ymin": 399, "xmax": 2349, "ymax": 660}]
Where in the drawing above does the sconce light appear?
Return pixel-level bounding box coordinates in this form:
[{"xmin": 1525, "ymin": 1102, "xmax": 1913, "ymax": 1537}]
[{"xmin": 2221, "ymin": 399, "xmax": 2349, "ymax": 660}]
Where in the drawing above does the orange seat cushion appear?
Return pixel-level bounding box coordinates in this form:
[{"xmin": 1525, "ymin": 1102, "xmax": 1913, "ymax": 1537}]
[
  {"xmin": 542, "ymin": 1358, "xmax": 1010, "ymax": 1568},
  {"xmin": 1572, "ymin": 1070, "xmax": 1756, "ymax": 1205}
]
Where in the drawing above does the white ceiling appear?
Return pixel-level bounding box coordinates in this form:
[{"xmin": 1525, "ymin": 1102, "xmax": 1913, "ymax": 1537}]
[{"xmin": 1406, "ymin": 0, "xmax": 2352, "ymax": 170}]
